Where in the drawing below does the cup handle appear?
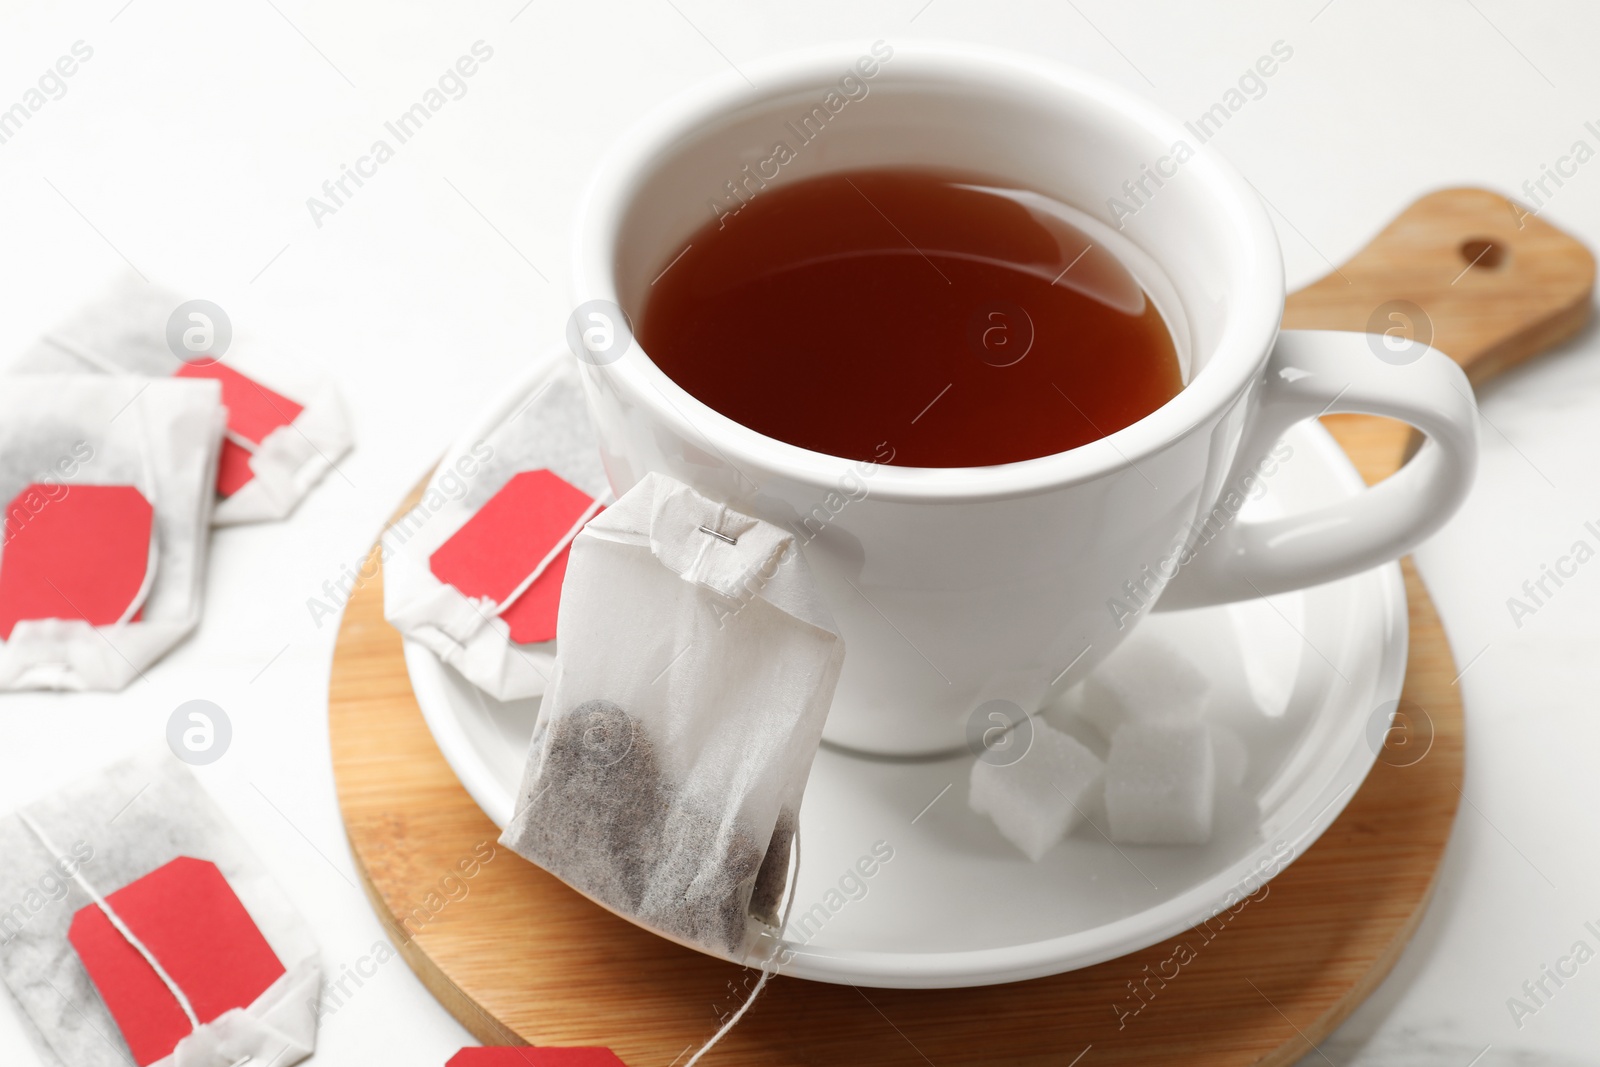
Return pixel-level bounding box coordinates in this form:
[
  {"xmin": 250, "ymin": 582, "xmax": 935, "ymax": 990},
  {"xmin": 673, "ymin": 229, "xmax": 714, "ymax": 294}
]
[{"xmin": 1155, "ymin": 329, "xmax": 1479, "ymax": 610}]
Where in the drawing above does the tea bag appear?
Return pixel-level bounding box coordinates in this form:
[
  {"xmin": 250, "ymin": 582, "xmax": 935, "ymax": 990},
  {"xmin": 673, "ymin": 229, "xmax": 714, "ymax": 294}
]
[
  {"xmin": 0, "ymin": 752, "xmax": 322, "ymax": 1067},
  {"xmin": 384, "ymin": 357, "xmax": 611, "ymax": 701},
  {"xmin": 0, "ymin": 375, "xmax": 224, "ymax": 691},
  {"xmin": 500, "ymin": 472, "xmax": 844, "ymax": 960},
  {"xmin": 13, "ymin": 277, "xmax": 352, "ymax": 524}
]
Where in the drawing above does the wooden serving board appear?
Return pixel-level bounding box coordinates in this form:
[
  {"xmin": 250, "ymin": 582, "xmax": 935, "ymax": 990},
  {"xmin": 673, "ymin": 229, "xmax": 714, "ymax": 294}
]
[{"xmin": 329, "ymin": 189, "xmax": 1593, "ymax": 1065}]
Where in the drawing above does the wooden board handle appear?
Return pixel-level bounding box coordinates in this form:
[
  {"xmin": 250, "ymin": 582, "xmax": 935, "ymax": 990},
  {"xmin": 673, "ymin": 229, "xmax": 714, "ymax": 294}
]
[
  {"xmin": 1285, "ymin": 186, "xmax": 1593, "ymax": 381},
  {"xmin": 1284, "ymin": 187, "xmax": 1594, "ymax": 482}
]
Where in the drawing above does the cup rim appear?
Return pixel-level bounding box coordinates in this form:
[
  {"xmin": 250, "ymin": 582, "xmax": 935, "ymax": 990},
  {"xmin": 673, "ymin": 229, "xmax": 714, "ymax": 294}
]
[{"xmin": 571, "ymin": 40, "xmax": 1286, "ymax": 502}]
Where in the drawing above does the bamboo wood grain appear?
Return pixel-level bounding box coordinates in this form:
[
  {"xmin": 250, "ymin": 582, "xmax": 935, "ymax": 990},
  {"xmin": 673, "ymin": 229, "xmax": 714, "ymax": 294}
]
[{"xmin": 329, "ymin": 188, "xmax": 1593, "ymax": 1065}]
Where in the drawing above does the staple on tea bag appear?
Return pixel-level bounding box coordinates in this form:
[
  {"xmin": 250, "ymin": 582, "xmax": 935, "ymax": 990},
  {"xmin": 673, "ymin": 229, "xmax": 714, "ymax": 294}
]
[
  {"xmin": 501, "ymin": 471, "xmax": 843, "ymax": 968},
  {"xmin": 384, "ymin": 356, "xmax": 611, "ymax": 701},
  {"xmin": 0, "ymin": 375, "xmax": 223, "ymax": 691},
  {"xmin": 13, "ymin": 277, "xmax": 351, "ymax": 524}
]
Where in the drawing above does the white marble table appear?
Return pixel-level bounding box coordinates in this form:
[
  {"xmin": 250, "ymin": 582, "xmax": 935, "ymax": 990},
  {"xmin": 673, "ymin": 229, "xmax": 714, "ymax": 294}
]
[{"xmin": 0, "ymin": 1, "xmax": 1595, "ymax": 1063}]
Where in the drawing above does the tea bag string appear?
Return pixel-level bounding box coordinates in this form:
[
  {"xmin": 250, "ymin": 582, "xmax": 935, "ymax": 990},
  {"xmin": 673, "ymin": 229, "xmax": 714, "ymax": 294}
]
[
  {"xmin": 685, "ymin": 825, "xmax": 803, "ymax": 1067},
  {"xmin": 14, "ymin": 811, "xmax": 202, "ymax": 1032},
  {"xmin": 488, "ymin": 494, "xmax": 609, "ymax": 618},
  {"xmin": 42, "ymin": 333, "xmax": 124, "ymax": 377},
  {"xmin": 43, "ymin": 334, "xmax": 258, "ymax": 454}
]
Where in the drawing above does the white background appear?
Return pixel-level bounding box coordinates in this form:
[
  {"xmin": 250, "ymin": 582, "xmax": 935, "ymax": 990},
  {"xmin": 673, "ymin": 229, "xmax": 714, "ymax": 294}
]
[{"xmin": 1, "ymin": 1, "xmax": 1597, "ymax": 1064}]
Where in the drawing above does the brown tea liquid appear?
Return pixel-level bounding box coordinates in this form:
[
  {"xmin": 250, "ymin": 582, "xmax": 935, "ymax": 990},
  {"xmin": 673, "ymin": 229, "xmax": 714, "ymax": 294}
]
[{"xmin": 638, "ymin": 167, "xmax": 1181, "ymax": 468}]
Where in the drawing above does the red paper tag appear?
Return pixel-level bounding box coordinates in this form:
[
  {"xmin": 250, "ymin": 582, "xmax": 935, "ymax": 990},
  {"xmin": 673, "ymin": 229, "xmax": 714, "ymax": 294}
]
[
  {"xmin": 447, "ymin": 1049, "xmax": 627, "ymax": 1066},
  {"xmin": 174, "ymin": 361, "xmax": 303, "ymax": 444},
  {"xmin": 214, "ymin": 439, "xmax": 258, "ymax": 499},
  {"xmin": 429, "ymin": 470, "xmax": 597, "ymax": 645},
  {"xmin": 68, "ymin": 857, "xmax": 287, "ymax": 1066},
  {"xmin": 174, "ymin": 361, "xmax": 305, "ymax": 498},
  {"xmin": 0, "ymin": 484, "xmax": 152, "ymax": 641}
]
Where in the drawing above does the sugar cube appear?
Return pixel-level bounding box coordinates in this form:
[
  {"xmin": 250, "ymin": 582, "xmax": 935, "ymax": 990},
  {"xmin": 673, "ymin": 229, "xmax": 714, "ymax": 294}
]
[
  {"xmin": 1078, "ymin": 631, "xmax": 1211, "ymax": 741},
  {"xmin": 969, "ymin": 718, "xmax": 1104, "ymax": 861},
  {"xmin": 1105, "ymin": 722, "xmax": 1215, "ymax": 845},
  {"xmin": 1210, "ymin": 723, "xmax": 1250, "ymax": 788}
]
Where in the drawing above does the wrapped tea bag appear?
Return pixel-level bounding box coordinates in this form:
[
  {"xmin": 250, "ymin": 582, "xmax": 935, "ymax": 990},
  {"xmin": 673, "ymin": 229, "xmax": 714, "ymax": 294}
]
[
  {"xmin": 384, "ymin": 356, "xmax": 611, "ymax": 701},
  {"xmin": 0, "ymin": 752, "xmax": 322, "ymax": 1067},
  {"xmin": 13, "ymin": 278, "xmax": 352, "ymax": 524},
  {"xmin": 500, "ymin": 472, "xmax": 844, "ymax": 959},
  {"xmin": 0, "ymin": 375, "xmax": 224, "ymax": 691}
]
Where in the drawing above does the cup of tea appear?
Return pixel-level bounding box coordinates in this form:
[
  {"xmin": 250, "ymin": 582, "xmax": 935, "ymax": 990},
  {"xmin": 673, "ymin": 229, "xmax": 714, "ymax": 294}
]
[{"xmin": 568, "ymin": 41, "xmax": 1477, "ymax": 755}]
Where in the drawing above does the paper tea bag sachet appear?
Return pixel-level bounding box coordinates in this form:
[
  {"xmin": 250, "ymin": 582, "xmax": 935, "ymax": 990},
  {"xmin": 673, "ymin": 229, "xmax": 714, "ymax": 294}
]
[
  {"xmin": 501, "ymin": 472, "xmax": 846, "ymax": 960},
  {"xmin": 0, "ymin": 375, "xmax": 224, "ymax": 691},
  {"xmin": 13, "ymin": 277, "xmax": 352, "ymax": 524},
  {"xmin": 385, "ymin": 355, "xmax": 611, "ymax": 701},
  {"xmin": 0, "ymin": 752, "xmax": 323, "ymax": 1067}
]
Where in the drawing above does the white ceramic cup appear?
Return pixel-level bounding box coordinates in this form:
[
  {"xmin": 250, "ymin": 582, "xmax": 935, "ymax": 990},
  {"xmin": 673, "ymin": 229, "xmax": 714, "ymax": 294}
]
[{"xmin": 570, "ymin": 41, "xmax": 1478, "ymax": 756}]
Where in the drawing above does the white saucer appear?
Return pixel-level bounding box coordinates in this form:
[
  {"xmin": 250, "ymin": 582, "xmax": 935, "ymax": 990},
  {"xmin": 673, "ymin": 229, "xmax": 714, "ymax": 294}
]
[{"xmin": 404, "ymin": 419, "xmax": 1407, "ymax": 989}]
